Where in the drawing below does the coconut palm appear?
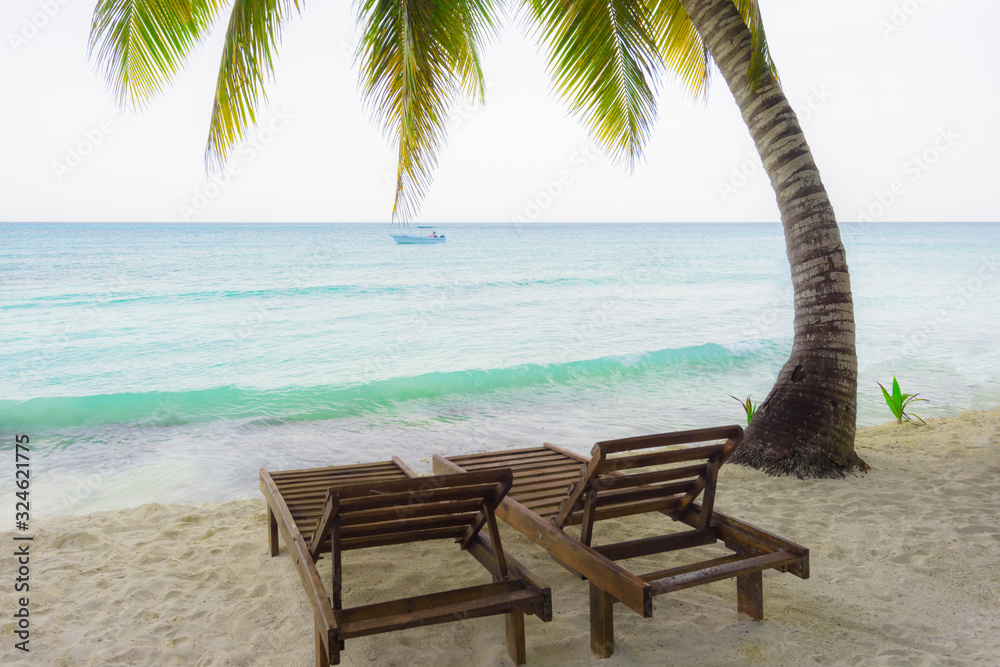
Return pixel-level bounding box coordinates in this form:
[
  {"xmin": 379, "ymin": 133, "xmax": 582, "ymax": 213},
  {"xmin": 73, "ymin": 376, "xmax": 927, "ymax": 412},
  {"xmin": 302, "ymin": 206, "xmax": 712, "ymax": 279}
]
[
  {"xmin": 87, "ymin": 0, "xmax": 866, "ymax": 477},
  {"xmin": 677, "ymin": 0, "xmax": 865, "ymax": 477}
]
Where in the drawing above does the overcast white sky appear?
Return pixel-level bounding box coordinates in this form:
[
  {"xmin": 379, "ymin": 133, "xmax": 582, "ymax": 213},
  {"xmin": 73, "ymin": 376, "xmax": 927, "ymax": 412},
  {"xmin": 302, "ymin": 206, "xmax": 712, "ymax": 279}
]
[{"xmin": 2, "ymin": 0, "xmax": 997, "ymax": 224}]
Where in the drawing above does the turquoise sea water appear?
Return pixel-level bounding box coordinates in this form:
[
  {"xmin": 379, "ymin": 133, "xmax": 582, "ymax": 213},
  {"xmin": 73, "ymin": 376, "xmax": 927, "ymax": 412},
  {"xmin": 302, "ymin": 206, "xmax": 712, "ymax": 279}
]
[{"xmin": 2, "ymin": 223, "xmax": 998, "ymax": 516}]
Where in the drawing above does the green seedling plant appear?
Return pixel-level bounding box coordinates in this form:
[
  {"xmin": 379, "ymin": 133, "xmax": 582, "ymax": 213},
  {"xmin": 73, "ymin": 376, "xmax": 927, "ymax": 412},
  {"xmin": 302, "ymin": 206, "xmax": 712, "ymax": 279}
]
[
  {"xmin": 730, "ymin": 395, "xmax": 757, "ymax": 425},
  {"xmin": 877, "ymin": 377, "xmax": 926, "ymax": 424}
]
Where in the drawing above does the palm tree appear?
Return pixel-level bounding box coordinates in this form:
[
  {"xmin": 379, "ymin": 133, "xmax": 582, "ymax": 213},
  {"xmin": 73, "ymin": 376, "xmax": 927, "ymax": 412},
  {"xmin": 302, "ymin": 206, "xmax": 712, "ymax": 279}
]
[
  {"xmin": 678, "ymin": 0, "xmax": 866, "ymax": 477},
  {"xmin": 87, "ymin": 0, "xmax": 866, "ymax": 477}
]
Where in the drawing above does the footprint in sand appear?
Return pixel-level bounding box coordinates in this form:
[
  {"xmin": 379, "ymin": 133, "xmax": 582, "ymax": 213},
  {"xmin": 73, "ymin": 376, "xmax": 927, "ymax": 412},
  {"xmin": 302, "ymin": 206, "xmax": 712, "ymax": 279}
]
[{"xmin": 889, "ymin": 551, "xmax": 928, "ymax": 566}]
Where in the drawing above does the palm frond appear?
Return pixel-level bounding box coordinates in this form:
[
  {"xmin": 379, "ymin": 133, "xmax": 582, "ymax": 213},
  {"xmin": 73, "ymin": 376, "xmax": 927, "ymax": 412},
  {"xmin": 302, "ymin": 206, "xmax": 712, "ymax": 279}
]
[
  {"xmin": 356, "ymin": 0, "xmax": 500, "ymax": 222},
  {"xmin": 522, "ymin": 0, "xmax": 662, "ymax": 171},
  {"xmin": 205, "ymin": 0, "xmax": 301, "ymax": 172},
  {"xmin": 88, "ymin": 0, "xmax": 225, "ymax": 108},
  {"xmin": 731, "ymin": 0, "xmax": 778, "ymax": 90},
  {"xmin": 452, "ymin": 0, "xmax": 503, "ymax": 102},
  {"xmin": 648, "ymin": 0, "xmax": 709, "ymax": 100}
]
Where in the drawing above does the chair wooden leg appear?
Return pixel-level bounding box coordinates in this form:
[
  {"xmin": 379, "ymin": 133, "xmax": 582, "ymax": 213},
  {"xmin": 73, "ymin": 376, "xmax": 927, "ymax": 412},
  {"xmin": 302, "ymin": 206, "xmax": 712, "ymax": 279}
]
[
  {"xmin": 267, "ymin": 507, "xmax": 279, "ymax": 557},
  {"xmin": 316, "ymin": 629, "xmax": 331, "ymax": 667},
  {"xmin": 589, "ymin": 583, "xmax": 615, "ymax": 659},
  {"xmin": 505, "ymin": 607, "xmax": 526, "ymax": 665},
  {"xmin": 737, "ymin": 571, "xmax": 763, "ymax": 621},
  {"xmin": 330, "ymin": 517, "xmax": 343, "ymax": 612}
]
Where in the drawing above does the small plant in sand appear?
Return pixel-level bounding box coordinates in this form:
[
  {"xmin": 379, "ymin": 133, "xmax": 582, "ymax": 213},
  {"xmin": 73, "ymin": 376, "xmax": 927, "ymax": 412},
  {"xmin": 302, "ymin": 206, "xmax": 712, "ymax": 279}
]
[
  {"xmin": 877, "ymin": 377, "xmax": 926, "ymax": 424},
  {"xmin": 730, "ymin": 395, "xmax": 757, "ymax": 425}
]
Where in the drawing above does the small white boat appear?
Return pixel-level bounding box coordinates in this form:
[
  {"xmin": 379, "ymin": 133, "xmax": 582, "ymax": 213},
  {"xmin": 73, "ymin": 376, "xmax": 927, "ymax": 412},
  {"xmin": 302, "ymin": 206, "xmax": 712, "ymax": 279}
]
[{"xmin": 390, "ymin": 226, "xmax": 446, "ymax": 244}]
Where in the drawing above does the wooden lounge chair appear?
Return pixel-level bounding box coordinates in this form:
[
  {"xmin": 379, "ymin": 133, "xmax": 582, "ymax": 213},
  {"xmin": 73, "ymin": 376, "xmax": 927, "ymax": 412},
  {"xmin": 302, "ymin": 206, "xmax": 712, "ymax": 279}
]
[
  {"xmin": 260, "ymin": 458, "xmax": 551, "ymax": 666},
  {"xmin": 433, "ymin": 426, "xmax": 809, "ymax": 658}
]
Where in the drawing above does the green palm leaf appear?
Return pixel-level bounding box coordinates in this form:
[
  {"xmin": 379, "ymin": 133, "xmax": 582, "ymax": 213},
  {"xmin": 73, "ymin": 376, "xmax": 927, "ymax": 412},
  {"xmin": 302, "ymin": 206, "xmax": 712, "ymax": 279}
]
[
  {"xmin": 731, "ymin": 0, "xmax": 778, "ymax": 89},
  {"xmin": 205, "ymin": 0, "xmax": 301, "ymax": 172},
  {"xmin": 522, "ymin": 0, "xmax": 662, "ymax": 171},
  {"xmin": 89, "ymin": 0, "xmax": 225, "ymax": 108},
  {"xmin": 649, "ymin": 0, "xmax": 709, "ymax": 100},
  {"xmin": 451, "ymin": 0, "xmax": 502, "ymax": 102},
  {"xmin": 356, "ymin": 0, "xmax": 500, "ymax": 221}
]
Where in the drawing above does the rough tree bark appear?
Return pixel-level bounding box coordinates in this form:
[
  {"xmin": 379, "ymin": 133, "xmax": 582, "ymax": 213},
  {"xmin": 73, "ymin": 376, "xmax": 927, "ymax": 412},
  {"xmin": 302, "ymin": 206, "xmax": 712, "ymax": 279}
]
[{"xmin": 681, "ymin": 0, "xmax": 868, "ymax": 477}]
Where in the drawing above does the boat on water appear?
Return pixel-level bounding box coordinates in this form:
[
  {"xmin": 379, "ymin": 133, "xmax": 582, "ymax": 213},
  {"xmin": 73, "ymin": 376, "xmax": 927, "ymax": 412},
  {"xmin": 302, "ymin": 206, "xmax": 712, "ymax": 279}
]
[{"xmin": 389, "ymin": 226, "xmax": 446, "ymax": 244}]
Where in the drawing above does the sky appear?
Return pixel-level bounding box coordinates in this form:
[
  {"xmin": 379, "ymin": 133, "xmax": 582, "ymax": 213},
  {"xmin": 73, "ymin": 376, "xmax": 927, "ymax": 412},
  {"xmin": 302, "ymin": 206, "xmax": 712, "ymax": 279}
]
[{"xmin": 1, "ymin": 0, "xmax": 997, "ymax": 224}]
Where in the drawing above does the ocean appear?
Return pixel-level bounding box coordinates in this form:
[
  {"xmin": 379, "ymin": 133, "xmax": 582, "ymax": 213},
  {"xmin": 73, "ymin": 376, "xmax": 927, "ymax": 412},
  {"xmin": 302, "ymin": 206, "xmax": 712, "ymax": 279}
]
[{"xmin": 2, "ymin": 222, "xmax": 998, "ymax": 516}]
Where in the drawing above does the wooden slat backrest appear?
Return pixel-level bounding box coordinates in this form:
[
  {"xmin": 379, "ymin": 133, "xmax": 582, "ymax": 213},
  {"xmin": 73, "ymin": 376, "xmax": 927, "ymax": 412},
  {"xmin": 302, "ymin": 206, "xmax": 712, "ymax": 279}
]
[
  {"xmin": 553, "ymin": 426, "xmax": 743, "ymax": 534},
  {"xmin": 268, "ymin": 460, "xmax": 414, "ymax": 548},
  {"xmin": 309, "ymin": 469, "xmax": 513, "ymax": 559}
]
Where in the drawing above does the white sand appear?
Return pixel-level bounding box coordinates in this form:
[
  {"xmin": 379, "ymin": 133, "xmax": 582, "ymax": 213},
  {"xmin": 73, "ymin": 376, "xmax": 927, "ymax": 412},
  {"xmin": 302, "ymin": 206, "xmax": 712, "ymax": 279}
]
[{"xmin": 3, "ymin": 409, "xmax": 999, "ymax": 665}]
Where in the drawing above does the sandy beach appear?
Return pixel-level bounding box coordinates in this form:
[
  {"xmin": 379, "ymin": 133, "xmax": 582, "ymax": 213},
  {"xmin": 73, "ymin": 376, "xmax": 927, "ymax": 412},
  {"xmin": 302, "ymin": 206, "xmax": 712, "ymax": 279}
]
[{"xmin": 3, "ymin": 408, "xmax": 998, "ymax": 666}]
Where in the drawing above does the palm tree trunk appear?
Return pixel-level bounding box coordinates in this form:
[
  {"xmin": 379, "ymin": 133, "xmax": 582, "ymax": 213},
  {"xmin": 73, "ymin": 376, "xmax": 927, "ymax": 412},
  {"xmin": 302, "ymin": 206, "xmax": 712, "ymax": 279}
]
[{"xmin": 681, "ymin": 0, "xmax": 867, "ymax": 477}]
